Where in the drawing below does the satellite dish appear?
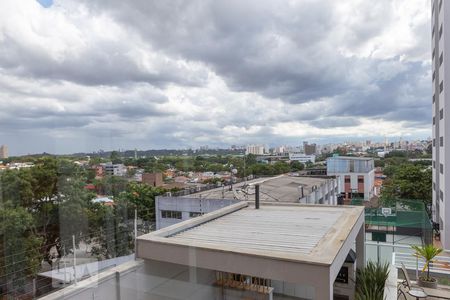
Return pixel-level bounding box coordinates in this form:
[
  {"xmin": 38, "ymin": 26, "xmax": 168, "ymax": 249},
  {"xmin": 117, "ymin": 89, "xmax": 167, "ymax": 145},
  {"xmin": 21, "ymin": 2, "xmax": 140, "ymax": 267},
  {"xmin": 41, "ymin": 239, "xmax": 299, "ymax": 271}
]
[{"xmin": 231, "ymin": 168, "xmax": 238, "ymax": 175}]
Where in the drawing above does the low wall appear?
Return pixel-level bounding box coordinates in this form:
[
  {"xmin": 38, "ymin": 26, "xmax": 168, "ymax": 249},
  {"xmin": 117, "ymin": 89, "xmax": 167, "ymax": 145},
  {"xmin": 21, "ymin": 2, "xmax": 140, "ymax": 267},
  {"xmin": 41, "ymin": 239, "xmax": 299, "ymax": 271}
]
[
  {"xmin": 383, "ymin": 263, "xmax": 398, "ymax": 300},
  {"xmin": 39, "ymin": 260, "xmax": 143, "ymax": 300}
]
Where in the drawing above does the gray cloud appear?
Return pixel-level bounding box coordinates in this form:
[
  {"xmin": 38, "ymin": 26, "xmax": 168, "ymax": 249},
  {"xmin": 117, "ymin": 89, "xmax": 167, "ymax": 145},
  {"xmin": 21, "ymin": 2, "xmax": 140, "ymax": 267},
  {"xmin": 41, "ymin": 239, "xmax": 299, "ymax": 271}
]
[{"xmin": 0, "ymin": 0, "xmax": 432, "ymax": 155}]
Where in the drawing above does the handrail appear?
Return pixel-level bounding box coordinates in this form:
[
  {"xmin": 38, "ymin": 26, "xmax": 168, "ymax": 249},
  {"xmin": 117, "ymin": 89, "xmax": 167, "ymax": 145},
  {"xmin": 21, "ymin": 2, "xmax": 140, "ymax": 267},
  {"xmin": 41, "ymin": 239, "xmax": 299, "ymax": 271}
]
[
  {"xmin": 365, "ymin": 241, "xmax": 414, "ymax": 249},
  {"xmin": 394, "ymin": 252, "xmax": 450, "ymax": 276}
]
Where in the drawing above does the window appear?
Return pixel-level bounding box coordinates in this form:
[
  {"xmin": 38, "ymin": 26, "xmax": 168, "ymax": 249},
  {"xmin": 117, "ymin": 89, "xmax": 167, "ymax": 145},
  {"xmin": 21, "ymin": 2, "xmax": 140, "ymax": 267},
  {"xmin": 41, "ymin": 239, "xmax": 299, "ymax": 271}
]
[
  {"xmin": 357, "ymin": 177, "xmax": 364, "ymax": 184},
  {"xmin": 440, "ymin": 136, "xmax": 444, "ymax": 147},
  {"xmin": 349, "ymin": 161, "xmax": 355, "ymax": 172},
  {"xmin": 440, "ymin": 53, "xmax": 444, "ymax": 66},
  {"xmin": 432, "ymin": 25, "xmax": 436, "ymax": 38},
  {"xmin": 344, "ymin": 176, "xmax": 351, "ymax": 183},
  {"xmin": 432, "ymin": 48, "xmax": 436, "ymax": 59},
  {"xmin": 433, "ymin": 182, "xmax": 436, "ymax": 190},
  {"xmin": 433, "ymin": 160, "xmax": 436, "ymax": 168},
  {"xmin": 189, "ymin": 212, "xmax": 203, "ymax": 218},
  {"xmin": 440, "ymin": 108, "xmax": 444, "ymax": 120},
  {"xmin": 439, "ymin": 24, "xmax": 443, "ymax": 40},
  {"xmin": 440, "ymin": 190, "xmax": 444, "ymax": 201},
  {"xmin": 433, "ymin": 116, "xmax": 435, "ymax": 125},
  {"xmin": 433, "ymin": 71, "xmax": 436, "ymax": 81},
  {"xmin": 439, "ymin": 0, "xmax": 443, "ymax": 12},
  {"xmin": 440, "ymin": 81, "xmax": 444, "ymax": 93},
  {"xmin": 440, "ymin": 163, "xmax": 444, "ymax": 174},
  {"xmin": 433, "ymin": 138, "xmax": 436, "ymax": 147},
  {"xmin": 433, "ymin": 94, "xmax": 435, "ymax": 103},
  {"xmin": 161, "ymin": 210, "xmax": 182, "ymax": 219}
]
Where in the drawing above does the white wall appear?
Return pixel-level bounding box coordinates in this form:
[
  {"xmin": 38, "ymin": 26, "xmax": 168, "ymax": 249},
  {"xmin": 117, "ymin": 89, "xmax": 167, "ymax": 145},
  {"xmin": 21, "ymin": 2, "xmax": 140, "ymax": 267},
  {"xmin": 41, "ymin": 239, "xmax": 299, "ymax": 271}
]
[
  {"xmin": 331, "ymin": 171, "xmax": 375, "ymax": 201},
  {"xmin": 156, "ymin": 197, "xmax": 239, "ymax": 229}
]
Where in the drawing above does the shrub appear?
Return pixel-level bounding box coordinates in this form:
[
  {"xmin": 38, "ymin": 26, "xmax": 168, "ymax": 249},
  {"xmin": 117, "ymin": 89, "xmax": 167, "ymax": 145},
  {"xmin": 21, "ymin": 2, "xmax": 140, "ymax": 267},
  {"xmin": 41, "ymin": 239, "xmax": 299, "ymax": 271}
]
[{"xmin": 355, "ymin": 261, "xmax": 390, "ymax": 300}]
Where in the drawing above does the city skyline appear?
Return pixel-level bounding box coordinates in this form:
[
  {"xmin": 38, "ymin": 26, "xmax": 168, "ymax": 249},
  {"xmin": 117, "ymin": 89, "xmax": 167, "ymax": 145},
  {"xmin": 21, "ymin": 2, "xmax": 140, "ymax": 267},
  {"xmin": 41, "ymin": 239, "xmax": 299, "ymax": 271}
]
[
  {"xmin": 0, "ymin": 136, "xmax": 431, "ymax": 157},
  {"xmin": 0, "ymin": 0, "xmax": 432, "ymax": 155}
]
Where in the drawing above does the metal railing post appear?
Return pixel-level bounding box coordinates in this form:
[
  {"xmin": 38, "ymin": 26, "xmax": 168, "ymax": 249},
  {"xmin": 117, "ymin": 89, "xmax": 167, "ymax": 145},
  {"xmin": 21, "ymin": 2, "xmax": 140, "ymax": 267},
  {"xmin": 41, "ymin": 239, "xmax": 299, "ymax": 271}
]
[
  {"xmin": 73, "ymin": 235, "xmax": 77, "ymax": 285},
  {"xmin": 416, "ymin": 255, "xmax": 419, "ymax": 280}
]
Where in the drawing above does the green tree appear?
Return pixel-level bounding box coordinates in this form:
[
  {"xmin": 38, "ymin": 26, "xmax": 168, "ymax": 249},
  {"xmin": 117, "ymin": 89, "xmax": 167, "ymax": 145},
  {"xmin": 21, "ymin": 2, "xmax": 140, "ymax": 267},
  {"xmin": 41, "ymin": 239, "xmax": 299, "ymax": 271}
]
[
  {"xmin": 110, "ymin": 151, "xmax": 122, "ymax": 164},
  {"xmin": 95, "ymin": 176, "xmax": 128, "ymax": 197},
  {"xmin": 0, "ymin": 207, "xmax": 43, "ymax": 295},
  {"xmin": 87, "ymin": 203, "xmax": 133, "ymax": 259},
  {"xmin": 0, "ymin": 169, "xmax": 34, "ymax": 208},
  {"xmin": 374, "ymin": 159, "xmax": 385, "ymax": 168},
  {"xmin": 273, "ymin": 161, "xmax": 290, "ymax": 174},
  {"xmin": 290, "ymin": 161, "xmax": 305, "ymax": 172},
  {"xmin": 120, "ymin": 182, "xmax": 166, "ymax": 222},
  {"xmin": 381, "ymin": 164, "xmax": 432, "ymax": 207}
]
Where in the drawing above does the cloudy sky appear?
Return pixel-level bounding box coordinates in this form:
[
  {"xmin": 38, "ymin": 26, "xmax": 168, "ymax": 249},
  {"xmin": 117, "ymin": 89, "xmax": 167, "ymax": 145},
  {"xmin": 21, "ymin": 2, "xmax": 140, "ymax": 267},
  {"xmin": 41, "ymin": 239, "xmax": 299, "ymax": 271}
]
[{"xmin": 0, "ymin": 0, "xmax": 432, "ymax": 155}]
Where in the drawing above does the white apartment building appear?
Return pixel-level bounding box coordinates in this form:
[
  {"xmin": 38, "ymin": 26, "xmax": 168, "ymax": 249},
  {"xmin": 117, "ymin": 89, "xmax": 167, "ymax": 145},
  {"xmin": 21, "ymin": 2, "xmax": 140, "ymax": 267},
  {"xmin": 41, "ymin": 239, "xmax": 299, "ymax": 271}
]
[
  {"xmin": 137, "ymin": 203, "xmax": 365, "ymax": 300},
  {"xmin": 326, "ymin": 156, "xmax": 375, "ymax": 202},
  {"xmin": 156, "ymin": 175, "xmax": 339, "ymax": 229},
  {"xmin": 289, "ymin": 152, "xmax": 316, "ymax": 164},
  {"xmin": 40, "ymin": 203, "xmax": 365, "ymax": 300},
  {"xmin": 432, "ymin": 0, "xmax": 450, "ymax": 249},
  {"xmin": 245, "ymin": 144, "xmax": 266, "ymax": 155},
  {"xmin": 155, "ymin": 197, "xmax": 239, "ymax": 229},
  {"xmin": 102, "ymin": 163, "xmax": 127, "ymax": 176}
]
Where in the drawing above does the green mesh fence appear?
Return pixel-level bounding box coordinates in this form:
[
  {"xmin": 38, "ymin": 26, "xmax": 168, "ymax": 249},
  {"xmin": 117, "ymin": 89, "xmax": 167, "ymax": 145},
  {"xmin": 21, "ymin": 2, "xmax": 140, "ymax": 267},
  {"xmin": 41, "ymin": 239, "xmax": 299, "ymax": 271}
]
[{"xmin": 364, "ymin": 199, "xmax": 432, "ymax": 245}]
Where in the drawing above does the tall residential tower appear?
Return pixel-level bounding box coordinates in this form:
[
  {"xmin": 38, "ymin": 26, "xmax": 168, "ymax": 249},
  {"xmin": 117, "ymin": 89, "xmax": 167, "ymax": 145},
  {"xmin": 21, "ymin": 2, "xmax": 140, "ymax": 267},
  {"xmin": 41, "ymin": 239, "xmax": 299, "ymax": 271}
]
[
  {"xmin": 0, "ymin": 145, "xmax": 8, "ymax": 159},
  {"xmin": 432, "ymin": 0, "xmax": 450, "ymax": 249}
]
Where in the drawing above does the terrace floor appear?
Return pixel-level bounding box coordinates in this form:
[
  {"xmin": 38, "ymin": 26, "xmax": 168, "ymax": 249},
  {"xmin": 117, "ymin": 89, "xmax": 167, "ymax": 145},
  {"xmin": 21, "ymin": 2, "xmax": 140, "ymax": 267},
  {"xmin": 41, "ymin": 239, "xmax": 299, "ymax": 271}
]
[{"xmin": 398, "ymin": 284, "xmax": 450, "ymax": 300}]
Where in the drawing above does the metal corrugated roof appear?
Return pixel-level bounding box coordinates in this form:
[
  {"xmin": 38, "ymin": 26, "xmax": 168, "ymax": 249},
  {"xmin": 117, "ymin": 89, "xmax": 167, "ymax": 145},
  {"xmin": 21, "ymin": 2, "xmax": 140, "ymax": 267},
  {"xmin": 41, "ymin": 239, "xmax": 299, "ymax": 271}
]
[
  {"xmin": 181, "ymin": 175, "xmax": 333, "ymax": 203},
  {"xmin": 168, "ymin": 206, "xmax": 343, "ymax": 255}
]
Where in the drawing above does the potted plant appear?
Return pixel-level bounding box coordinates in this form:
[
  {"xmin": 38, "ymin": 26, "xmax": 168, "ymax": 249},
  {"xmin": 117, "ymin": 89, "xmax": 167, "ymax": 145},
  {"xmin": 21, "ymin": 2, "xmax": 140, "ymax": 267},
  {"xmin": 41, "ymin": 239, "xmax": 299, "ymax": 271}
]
[
  {"xmin": 355, "ymin": 261, "xmax": 390, "ymax": 300},
  {"xmin": 411, "ymin": 244, "xmax": 443, "ymax": 288}
]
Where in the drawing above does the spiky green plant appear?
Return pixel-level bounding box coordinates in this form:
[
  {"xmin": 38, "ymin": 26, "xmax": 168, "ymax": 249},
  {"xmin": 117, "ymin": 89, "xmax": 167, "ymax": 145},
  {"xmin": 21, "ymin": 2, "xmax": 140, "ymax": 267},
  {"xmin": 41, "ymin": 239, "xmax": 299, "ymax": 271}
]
[
  {"xmin": 411, "ymin": 244, "xmax": 443, "ymax": 282},
  {"xmin": 355, "ymin": 261, "xmax": 390, "ymax": 300}
]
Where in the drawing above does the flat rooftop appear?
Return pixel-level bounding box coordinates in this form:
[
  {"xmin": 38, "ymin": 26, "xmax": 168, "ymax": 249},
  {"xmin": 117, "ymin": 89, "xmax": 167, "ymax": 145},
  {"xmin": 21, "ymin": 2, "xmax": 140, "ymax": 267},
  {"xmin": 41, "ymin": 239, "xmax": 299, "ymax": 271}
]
[
  {"xmin": 138, "ymin": 202, "xmax": 364, "ymax": 266},
  {"xmin": 181, "ymin": 175, "xmax": 334, "ymax": 202},
  {"xmin": 327, "ymin": 156, "xmax": 374, "ymax": 161}
]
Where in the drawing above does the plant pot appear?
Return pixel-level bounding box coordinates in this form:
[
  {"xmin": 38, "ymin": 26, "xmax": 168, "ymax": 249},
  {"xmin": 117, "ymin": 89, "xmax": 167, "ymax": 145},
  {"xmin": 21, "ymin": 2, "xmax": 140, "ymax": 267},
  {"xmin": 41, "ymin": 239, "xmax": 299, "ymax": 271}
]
[{"xmin": 417, "ymin": 277, "xmax": 438, "ymax": 289}]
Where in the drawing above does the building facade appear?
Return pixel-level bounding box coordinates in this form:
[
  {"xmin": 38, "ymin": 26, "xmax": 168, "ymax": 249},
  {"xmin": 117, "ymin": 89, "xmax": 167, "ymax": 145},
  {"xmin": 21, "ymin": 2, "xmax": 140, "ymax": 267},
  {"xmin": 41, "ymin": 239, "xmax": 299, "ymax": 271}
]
[
  {"xmin": 432, "ymin": 0, "xmax": 450, "ymax": 249},
  {"xmin": 326, "ymin": 156, "xmax": 375, "ymax": 201},
  {"xmin": 245, "ymin": 144, "xmax": 266, "ymax": 155},
  {"xmin": 139, "ymin": 203, "xmax": 365, "ymax": 300},
  {"xmin": 0, "ymin": 145, "xmax": 8, "ymax": 159},
  {"xmin": 155, "ymin": 197, "xmax": 239, "ymax": 229},
  {"xmin": 289, "ymin": 152, "xmax": 316, "ymax": 164},
  {"xmin": 303, "ymin": 141, "xmax": 317, "ymax": 155},
  {"xmin": 102, "ymin": 163, "xmax": 126, "ymax": 176},
  {"xmin": 142, "ymin": 172, "xmax": 164, "ymax": 187}
]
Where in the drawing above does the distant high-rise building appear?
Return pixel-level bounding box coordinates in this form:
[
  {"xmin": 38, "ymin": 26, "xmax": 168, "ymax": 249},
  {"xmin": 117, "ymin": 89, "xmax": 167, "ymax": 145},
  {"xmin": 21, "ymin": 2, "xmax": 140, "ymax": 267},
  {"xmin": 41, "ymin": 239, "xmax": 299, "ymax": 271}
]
[
  {"xmin": 245, "ymin": 144, "xmax": 265, "ymax": 155},
  {"xmin": 303, "ymin": 141, "xmax": 317, "ymax": 155},
  {"xmin": 432, "ymin": 0, "xmax": 450, "ymax": 249},
  {"xmin": 0, "ymin": 145, "xmax": 8, "ymax": 159}
]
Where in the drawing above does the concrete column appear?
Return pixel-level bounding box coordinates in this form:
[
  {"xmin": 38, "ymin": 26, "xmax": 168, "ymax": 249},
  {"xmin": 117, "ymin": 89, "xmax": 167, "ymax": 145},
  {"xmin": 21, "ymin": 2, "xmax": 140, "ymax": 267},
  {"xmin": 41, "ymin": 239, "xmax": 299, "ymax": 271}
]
[
  {"xmin": 115, "ymin": 271, "xmax": 121, "ymax": 300},
  {"xmin": 356, "ymin": 223, "xmax": 365, "ymax": 270}
]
